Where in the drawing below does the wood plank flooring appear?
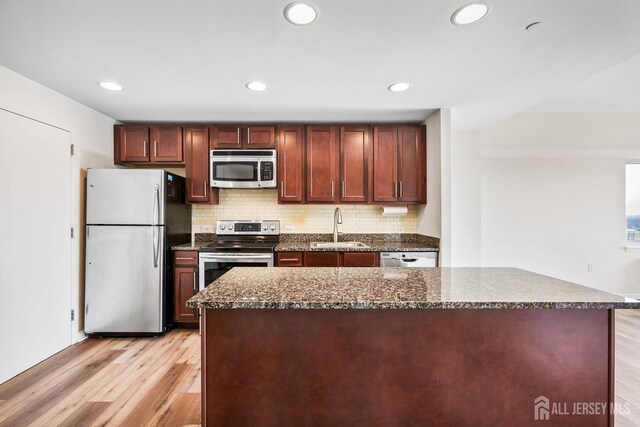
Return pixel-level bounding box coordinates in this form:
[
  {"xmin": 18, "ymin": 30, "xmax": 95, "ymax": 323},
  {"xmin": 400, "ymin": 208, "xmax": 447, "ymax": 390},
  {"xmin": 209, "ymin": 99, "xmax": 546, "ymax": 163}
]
[
  {"xmin": 0, "ymin": 311, "xmax": 639, "ymax": 426},
  {"xmin": 0, "ymin": 329, "xmax": 200, "ymax": 427}
]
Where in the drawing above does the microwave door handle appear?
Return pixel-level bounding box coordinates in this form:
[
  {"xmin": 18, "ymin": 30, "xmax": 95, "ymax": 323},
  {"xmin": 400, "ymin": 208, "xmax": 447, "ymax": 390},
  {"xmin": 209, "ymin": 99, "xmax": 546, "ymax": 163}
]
[{"xmin": 257, "ymin": 161, "xmax": 261, "ymax": 187}]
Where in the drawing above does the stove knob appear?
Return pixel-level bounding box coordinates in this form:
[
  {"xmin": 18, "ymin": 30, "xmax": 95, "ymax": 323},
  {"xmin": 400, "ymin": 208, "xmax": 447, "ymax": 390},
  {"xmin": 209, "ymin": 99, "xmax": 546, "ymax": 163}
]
[
  {"xmin": 263, "ymin": 225, "xmax": 268, "ymax": 230},
  {"xmin": 270, "ymin": 224, "xmax": 276, "ymax": 231},
  {"xmin": 220, "ymin": 224, "xmax": 226, "ymax": 230}
]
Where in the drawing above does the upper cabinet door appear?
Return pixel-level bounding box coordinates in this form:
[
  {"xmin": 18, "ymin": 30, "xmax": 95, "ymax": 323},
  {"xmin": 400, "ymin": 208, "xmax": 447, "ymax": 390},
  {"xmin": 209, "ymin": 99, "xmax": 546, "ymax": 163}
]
[
  {"xmin": 372, "ymin": 126, "xmax": 399, "ymax": 202},
  {"xmin": 398, "ymin": 126, "xmax": 426, "ymax": 203},
  {"xmin": 340, "ymin": 126, "xmax": 369, "ymax": 203},
  {"xmin": 150, "ymin": 126, "xmax": 183, "ymax": 163},
  {"xmin": 306, "ymin": 126, "xmax": 339, "ymax": 203},
  {"xmin": 278, "ymin": 126, "xmax": 304, "ymax": 203},
  {"xmin": 211, "ymin": 126, "xmax": 242, "ymax": 149},
  {"xmin": 117, "ymin": 125, "xmax": 150, "ymax": 163},
  {"xmin": 185, "ymin": 126, "xmax": 218, "ymax": 204},
  {"xmin": 246, "ymin": 126, "xmax": 276, "ymax": 148}
]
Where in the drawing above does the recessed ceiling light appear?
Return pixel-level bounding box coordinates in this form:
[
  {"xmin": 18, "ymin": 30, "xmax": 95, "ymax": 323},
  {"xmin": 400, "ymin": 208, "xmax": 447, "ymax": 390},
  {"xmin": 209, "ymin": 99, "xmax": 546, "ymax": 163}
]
[
  {"xmin": 284, "ymin": 2, "xmax": 318, "ymax": 25},
  {"xmin": 246, "ymin": 81, "xmax": 268, "ymax": 92},
  {"xmin": 451, "ymin": 2, "xmax": 490, "ymax": 25},
  {"xmin": 98, "ymin": 81, "xmax": 124, "ymax": 91},
  {"xmin": 388, "ymin": 82, "xmax": 410, "ymax": 92}
]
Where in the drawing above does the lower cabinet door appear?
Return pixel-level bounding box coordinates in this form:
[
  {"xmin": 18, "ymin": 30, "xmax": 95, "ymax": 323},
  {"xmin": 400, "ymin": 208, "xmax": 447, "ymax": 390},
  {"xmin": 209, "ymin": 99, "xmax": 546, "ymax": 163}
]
[
  {"xmin": 343, "ymin": 252, "xmax": 379, "ymax": 267},
  {"xmin": 304, "ymin": 252, "xmax": 341, "ymax": 267},
  {"xmin": 174, "ymin": 267, "xmax": 199, "ymax": 323}
]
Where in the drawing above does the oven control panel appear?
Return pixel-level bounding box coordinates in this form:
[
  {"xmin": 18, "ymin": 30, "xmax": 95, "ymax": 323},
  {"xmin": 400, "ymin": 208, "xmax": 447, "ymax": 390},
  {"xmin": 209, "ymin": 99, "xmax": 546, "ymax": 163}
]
[{"xmin": 217, "ymin": 220, "xmax": 280, "ymax": 235}]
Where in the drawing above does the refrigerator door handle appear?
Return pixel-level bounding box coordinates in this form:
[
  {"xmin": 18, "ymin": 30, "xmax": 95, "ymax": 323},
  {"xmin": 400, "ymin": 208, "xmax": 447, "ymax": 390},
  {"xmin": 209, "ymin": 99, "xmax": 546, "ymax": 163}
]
[{"xmin": 152, "ymin": 184, "xmax": 160, "ymax": 268}]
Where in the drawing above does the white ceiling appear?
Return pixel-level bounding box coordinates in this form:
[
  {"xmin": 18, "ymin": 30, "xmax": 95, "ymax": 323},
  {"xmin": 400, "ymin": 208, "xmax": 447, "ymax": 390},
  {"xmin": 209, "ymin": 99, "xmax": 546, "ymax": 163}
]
[
  {"xmin": 1, "ymin": 0, "xmax": 640, "ymax": 130},
  {"xmin": 528, "ymin": 52, "xmax": 640, "ymax": 113}
]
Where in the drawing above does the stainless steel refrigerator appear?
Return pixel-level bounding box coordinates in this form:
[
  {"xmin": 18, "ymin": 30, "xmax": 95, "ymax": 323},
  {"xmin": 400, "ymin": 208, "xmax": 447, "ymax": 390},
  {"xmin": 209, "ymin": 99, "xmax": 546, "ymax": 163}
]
[{"xmin": 85, "ymin": 169, "xmax": 191, "ymax": 335}]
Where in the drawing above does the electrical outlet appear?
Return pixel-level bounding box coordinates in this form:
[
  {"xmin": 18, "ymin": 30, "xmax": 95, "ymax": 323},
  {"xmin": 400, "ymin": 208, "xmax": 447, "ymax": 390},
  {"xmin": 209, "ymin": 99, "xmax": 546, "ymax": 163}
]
[
  {"xmin": 285, "ymin": 225, "xmax": 295, "ymax": 233},
  {"xmin": 394, "ymin": 226, "xmax": 405, "ymax": 233},
  {"xmin": 587, "ymin": 263, "xmax": 594, "ymax": 273},
  {"xmin": 201, "ymin": 225, "xmax": 215, "ymax": 233}
]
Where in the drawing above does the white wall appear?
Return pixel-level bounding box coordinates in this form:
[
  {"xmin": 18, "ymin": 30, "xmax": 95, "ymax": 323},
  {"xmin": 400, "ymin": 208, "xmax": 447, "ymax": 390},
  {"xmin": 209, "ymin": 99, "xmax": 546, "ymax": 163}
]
[
  {"xmin": 417, "ymin": 109, "xmax": 452, "ymax": 265},
  {"xmin": 450, "ymin": 131, "xmax": 481, "ymax": 266},
  {"xmin": 0, "ymin": 66, "xmax": 115, "ymax": 342},
  {"xmin": 479, "ymin": 112, "xmax": 640, "ymax": 297}
]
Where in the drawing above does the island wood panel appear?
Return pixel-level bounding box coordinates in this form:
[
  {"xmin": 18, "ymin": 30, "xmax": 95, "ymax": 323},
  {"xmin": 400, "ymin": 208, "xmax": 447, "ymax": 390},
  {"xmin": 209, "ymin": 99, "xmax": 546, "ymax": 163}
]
[
  {"xmin": 277, "ymin": 126, "xmax": 305, "ymax": 203},
  {"xmin": 305, "ymin": 126, "xmax": 339, "ymax": 203},
  {"xmin": 2, "ymin": 311, "xmax": 640, "ymax": 426},
  {"xmin": 201, "ymin": 309, "xmax": 613, "ymax": 426},
  {"xmin": 340, "ymin": 126, "xmax": 369, "ymax": 203}
]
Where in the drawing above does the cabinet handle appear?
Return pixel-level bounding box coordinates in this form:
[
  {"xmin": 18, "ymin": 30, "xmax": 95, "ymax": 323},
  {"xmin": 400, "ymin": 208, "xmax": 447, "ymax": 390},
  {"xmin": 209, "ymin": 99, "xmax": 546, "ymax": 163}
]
[
  {"xmin": 143, "ymin": 140, "xmax": 147, "ymax": 157},
  {"xmin": 247, "ymin": 128, "xmax": 251, "ymax": 144},
  {"xmin": 279, "ymin": 258, "xmax": 300, "ymax": 262},
  {"xmin": 176, "ymin": 257, "xmax": 195, "ymax": 260},
  {"xmin": 394, "ymin": 181, "xmax": 397, "ymax": 198},
  {"xmin": 154, "ymin": 140, "xmax": 157, "ymax": 157},
  {"xmin": 400, "ymin": 181, "xmax": 403, "ymax": 198},
  {"xmin": 237, "ymin": 128, "xmax": 241, "ymax": 145},
  {"xmin": 280, "ymin": 181, "xmax": 284, "ymax": 198},
  {"xmin": 193, "ymin": 271, "xmax": 197, "ymax": 291},
  {"xmin": 342, "ymin": 181, "xmax": 345, "ymax": 197},
  {"xmin": 331, "ymin": 181, "xmax": 334, "ymax": 198},
  {"xmin": 203, "ymin": 181, "xmax": 207, "ymax": 197}
]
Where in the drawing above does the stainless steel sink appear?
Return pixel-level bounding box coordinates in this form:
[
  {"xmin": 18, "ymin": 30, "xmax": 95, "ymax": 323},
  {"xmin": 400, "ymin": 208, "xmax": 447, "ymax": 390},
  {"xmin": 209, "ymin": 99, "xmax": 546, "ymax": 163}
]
[{"xmin": 310, "ymin": 241, "xmax": 370, "ymax": 249}]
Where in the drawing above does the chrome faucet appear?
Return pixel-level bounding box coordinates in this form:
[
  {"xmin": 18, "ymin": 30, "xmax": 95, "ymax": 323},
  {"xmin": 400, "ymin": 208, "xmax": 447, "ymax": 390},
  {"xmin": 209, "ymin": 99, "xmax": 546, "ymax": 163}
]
[{"xmin": 333, "ymin": 207, "xmax": 343, "ymax": 243}]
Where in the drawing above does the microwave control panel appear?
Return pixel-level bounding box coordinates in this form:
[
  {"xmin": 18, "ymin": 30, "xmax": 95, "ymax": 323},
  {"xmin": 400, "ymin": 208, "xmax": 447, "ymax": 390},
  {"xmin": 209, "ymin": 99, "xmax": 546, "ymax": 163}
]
[{"xmin": 260, "ymin": 162, "xmax": 274, "ymax": 181}]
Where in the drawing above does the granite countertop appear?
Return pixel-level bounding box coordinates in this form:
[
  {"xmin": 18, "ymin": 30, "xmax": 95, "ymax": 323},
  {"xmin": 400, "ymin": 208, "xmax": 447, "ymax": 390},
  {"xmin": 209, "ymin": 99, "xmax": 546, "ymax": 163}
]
[
  {"xmin": 187, "ymin": 267, "xmax": 640, "ymax": 310},
  {"xmin": 173, "ymin": 233, "xmax": 440, "ymax": 252},
  {"xmin": 173, "ymin": 241, "xmax": 212, "ymax": 250}
]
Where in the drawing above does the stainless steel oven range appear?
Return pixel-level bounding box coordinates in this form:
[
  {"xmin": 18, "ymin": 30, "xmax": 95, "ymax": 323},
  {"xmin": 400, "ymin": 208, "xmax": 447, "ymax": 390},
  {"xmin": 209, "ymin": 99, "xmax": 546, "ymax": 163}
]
[{"xmin": 198, "ymin": 220, "xmax": 280, "ymax": 290}]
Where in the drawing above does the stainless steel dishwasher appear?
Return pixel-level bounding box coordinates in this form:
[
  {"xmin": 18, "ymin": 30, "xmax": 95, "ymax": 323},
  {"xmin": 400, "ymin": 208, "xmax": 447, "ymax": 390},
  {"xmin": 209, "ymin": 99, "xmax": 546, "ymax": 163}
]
[{"xmin": 380, "ymin": 252, "xmax": 438, "ymax": 267}]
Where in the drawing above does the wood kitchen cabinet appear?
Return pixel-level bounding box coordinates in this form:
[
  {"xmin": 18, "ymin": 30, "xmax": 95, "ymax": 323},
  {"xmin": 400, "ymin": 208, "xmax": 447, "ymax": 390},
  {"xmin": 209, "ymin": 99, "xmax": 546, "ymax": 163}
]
[
  {"xmin": 306, "ymin": 126, "xmax": 339, "ymax": 203},
  {"xmin": 372, "ymin": 125, "xmax": 426, "ymax": 203},
  {"xmin": 343, "ymin": 252, "xmax": 379, "ymax": 267},
  {"xmin": 278, "ymin": 126, "xmax": 305, "ymax": 203},
  {"xmin": 173, "ymin": 251, "xmax": 199, "ymax": 325},
  {"xmin": 184, "ymin": 126, "xmax": 218, "ymax": 204},
  {"xmin": 150, "ymin": 126, "xmax": 183, "ymax": 162},
  {"xmin": 115, "ymin": 125, "xmax": 184, "ymax": 165},
  {"xmin": 115, "ymin": 125, "xmax": 150, "ymax": 163},
  {"xmin": 211, "ymin": 125, "xmax": 276, "ymax": 149},
  {"xmin": 297, "ymin": 251, "xmax": 379, "ymax": 267},
  {"xmin": 340, "ymin": 126, "xmax": 370, "ymax": 203},
  {"xmin": 276, "ymin": 252, "xmax": 304, "ymax": 266}
]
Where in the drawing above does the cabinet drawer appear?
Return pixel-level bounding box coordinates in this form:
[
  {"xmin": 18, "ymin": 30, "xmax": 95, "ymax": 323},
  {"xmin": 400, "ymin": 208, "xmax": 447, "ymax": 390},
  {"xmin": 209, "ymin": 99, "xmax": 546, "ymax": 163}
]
[
  {"xmin": 277, "ymin": 252, "xmax": 303, "ymax": 267},
  {"xmin": 174, "ymin": 251, "xmax": 198, "ymax": 266},
  {"xmin": 304, "ymin": 252, "xmax": 340, "ymax": 267},
  {"xmin": 343, "ymin": 252, "xmax": 379, "ymax": 267}
]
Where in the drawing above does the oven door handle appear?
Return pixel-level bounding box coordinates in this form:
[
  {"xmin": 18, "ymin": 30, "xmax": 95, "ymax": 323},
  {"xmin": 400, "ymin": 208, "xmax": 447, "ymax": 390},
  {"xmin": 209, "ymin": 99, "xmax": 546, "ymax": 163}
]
[{"xmin": 200, "ymin": 254, "xmax": 273, "ymax": 260}]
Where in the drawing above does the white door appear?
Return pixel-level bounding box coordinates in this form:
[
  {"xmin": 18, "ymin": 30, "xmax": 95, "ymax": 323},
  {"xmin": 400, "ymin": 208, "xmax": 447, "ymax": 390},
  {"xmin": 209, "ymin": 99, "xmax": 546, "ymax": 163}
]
[{"xmin": 0, "ymin": 109, "xmax": 72, "ymax": 384}]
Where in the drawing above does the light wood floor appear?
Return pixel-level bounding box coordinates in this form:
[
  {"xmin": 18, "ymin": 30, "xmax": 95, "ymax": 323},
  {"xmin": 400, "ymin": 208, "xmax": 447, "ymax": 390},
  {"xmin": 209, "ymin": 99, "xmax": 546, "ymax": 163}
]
[
  {"xmin": 1, "ymin": 311, "xmax": 639, "ymax": 426},
  {"xmin": 0, "ymin": 329, "xmax": 200, "ymax": 427}
]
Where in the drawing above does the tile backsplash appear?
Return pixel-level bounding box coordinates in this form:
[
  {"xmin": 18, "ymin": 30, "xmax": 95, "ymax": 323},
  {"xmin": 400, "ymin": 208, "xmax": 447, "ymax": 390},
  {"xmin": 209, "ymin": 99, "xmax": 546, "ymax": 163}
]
[{"xmin": 192, "ymin": 189, "xmax": 418, "ymax": 233}]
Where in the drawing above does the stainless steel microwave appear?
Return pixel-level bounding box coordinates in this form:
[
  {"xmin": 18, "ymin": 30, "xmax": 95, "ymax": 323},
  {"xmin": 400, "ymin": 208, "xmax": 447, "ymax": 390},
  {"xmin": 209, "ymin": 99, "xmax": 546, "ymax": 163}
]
[{"xmin": 209, "ymin": 150, "xmax": 277, "ymax": 188}]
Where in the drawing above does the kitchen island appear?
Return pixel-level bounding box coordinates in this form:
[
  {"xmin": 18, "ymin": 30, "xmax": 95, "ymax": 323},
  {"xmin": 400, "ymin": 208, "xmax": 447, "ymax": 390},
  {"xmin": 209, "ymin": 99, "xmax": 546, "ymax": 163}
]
[{"xmin": 188, "ymin": 267, "xmax": 639, "ymax": 426}]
